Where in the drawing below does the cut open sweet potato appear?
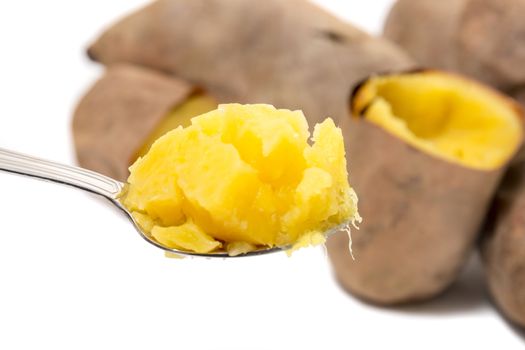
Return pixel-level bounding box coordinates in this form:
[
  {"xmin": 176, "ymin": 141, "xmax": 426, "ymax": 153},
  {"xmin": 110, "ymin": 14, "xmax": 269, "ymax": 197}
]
[
  {"xmin": 384, "ymin": 0, "xmax": 525, "ymax": 322},
  {"xmin": 327, "ymin": 70, "xmax": 524, "ymax": 304},
  {"xmin": 72, "ymin": 65, "xmax": 216, "ymax": 181}
]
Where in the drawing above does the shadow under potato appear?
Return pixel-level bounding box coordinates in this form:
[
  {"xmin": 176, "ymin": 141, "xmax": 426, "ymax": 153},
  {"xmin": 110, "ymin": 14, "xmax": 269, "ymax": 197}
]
[
  {"xmin": 334, "ymin": 251, "xmax": 490, "ymax": 314},
  {"xmin": 400, "ymin": 256, "xmax": 525, "ymax": 338},
  {"xmin": 333, "ymin": 250, "xmax": 525, "ymax": 343},
  {"xmin": 509, "ymin": 322, "xmax": 525, "ymax": 343},
  {"xmin": 391, "ymin": 252, "xmax": 488, "ymax": 315}
]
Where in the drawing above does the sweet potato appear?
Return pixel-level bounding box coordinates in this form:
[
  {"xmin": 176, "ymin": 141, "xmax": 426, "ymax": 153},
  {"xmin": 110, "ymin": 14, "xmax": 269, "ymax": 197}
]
[
  {"xmin": 385, "ymin": 0, "xmax": 525, "ymax": 321},
  {"xmin": 86, "ymin": 0, "xmax": 413, "ymax": 125},
  {"xmin": 327, "ymin": 70, "xmax": 524, "ymax": 304},
  {"xmin": 384, "ymin": 0, "xmax": 525, "ymax": 91},
  {"xmin": 482, "ymin": 153, "xmax": 525, "ymax": 327},
  {"xmin": 72, "ymin": 64, "xmax": 216, "ymax": 181}
]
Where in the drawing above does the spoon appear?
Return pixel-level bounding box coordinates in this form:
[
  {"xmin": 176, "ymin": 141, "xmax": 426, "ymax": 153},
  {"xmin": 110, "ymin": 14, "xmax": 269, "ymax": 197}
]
[{"xmin": 0, "ymin": 147, "xmax": 348, "ymax": 257}]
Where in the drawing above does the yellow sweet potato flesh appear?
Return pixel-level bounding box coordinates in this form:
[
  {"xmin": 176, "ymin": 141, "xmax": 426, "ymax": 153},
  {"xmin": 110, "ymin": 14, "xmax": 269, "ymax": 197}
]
[
  {"xmin": 123, "ymin": 104, "xmax": 358, "ymax": 254},
  {"xmin": 353, "ymin": 72, "xmax": 523, "ymax": 169},
  {"xmin": 151, "ymin": 221, "xmax": 222, "ymax": 254},
  {"xmin": 136, "ymin": 94, "xmax": 216, "ymax": 158}
]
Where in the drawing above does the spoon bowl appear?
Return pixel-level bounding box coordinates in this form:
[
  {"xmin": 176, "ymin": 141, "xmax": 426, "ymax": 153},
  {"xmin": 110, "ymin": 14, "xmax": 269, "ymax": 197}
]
[{"xmin": 0, "ymin": 147, "xmax": 347, "ymax": 257}]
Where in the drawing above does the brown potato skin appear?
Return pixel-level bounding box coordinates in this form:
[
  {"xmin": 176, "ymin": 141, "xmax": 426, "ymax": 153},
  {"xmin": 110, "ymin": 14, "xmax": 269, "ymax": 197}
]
[
  {"xmin": 384, "ymin": 0, "xmax": 465, "ymax": 75},
  {"xmin": 384, "ymin": 0, "xmax": 525, "ymax": 91},
  {"xmin": 87, "ymin": 0, "xmax": 413, "ymax": 125},
  {"xmin": 72, "ymin": 64, "xmax": 196, "ymax": 181},
  {"xmin": 481, "ymin": 153, "xmax": 525, "ymax": 327},
  {"xmin": 499, "ymin": 85, "xmax": 525, "ymax": 317},
  {"xmin": 513, "ymin": 89, "xmax": 525, "ymax": 108}
]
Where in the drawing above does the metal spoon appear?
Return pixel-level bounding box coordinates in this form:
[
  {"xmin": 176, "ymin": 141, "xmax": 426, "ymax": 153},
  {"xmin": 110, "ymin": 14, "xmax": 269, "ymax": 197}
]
[{"xmin": 0, "ymin": 147, "xmax": 348, "ymax": 258}]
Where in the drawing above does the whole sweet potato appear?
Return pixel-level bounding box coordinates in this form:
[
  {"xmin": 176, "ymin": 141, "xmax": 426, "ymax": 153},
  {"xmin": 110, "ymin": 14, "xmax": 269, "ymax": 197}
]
[{"xmin": 87, "ymin": 0, "xmax": 413, "ymax": 125}]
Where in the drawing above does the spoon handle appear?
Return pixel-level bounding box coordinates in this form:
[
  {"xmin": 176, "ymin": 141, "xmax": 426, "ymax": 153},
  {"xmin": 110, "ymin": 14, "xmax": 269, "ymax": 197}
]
[{"xmin": 0, "ymin": 148, "xmax": 124, "ymax": 200}]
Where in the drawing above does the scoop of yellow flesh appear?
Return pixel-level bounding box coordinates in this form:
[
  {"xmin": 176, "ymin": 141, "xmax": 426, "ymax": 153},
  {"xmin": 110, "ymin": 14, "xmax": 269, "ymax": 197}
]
[
  {"xmin": 353, "ymin": 72, "xmax": 523, "ymax": 170},
  {"xmin": 123, "ymin": 104, "xmax": 359, "ymax": 255}
]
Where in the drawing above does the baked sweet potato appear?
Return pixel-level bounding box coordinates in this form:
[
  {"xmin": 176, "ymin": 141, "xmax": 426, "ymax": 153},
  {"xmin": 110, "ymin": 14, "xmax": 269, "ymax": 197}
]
[
  {"xmin": 482, "ymin": 153, "xmax": 525, "ymax": 328},
  {"xmin": 327, "ymin": 70, "xmax": 524, "ymax": 304},
  {"xmin": 86, "ymin": 0, "xmax": 413, "ymax": 125},
  {"xmin": 385, "ymin": 0, "xmax": 525, "ymax": 321},
  {"xmin": 72, "ymin": 64, "xmax": 216, "ymax": 181}
]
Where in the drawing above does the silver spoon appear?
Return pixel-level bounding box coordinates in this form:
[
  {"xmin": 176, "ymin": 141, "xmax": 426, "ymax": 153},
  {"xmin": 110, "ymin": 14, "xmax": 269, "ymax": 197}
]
[{"xmin": 0, "ymin": 147, "xmax": 348, "ymax": 258}]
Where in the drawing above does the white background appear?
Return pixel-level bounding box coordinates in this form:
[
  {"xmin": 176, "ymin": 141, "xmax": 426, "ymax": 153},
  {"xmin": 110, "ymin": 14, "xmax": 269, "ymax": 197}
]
[{"xmin": 0, "ymin": 1, "xmax": 523, "ymax": 349}]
